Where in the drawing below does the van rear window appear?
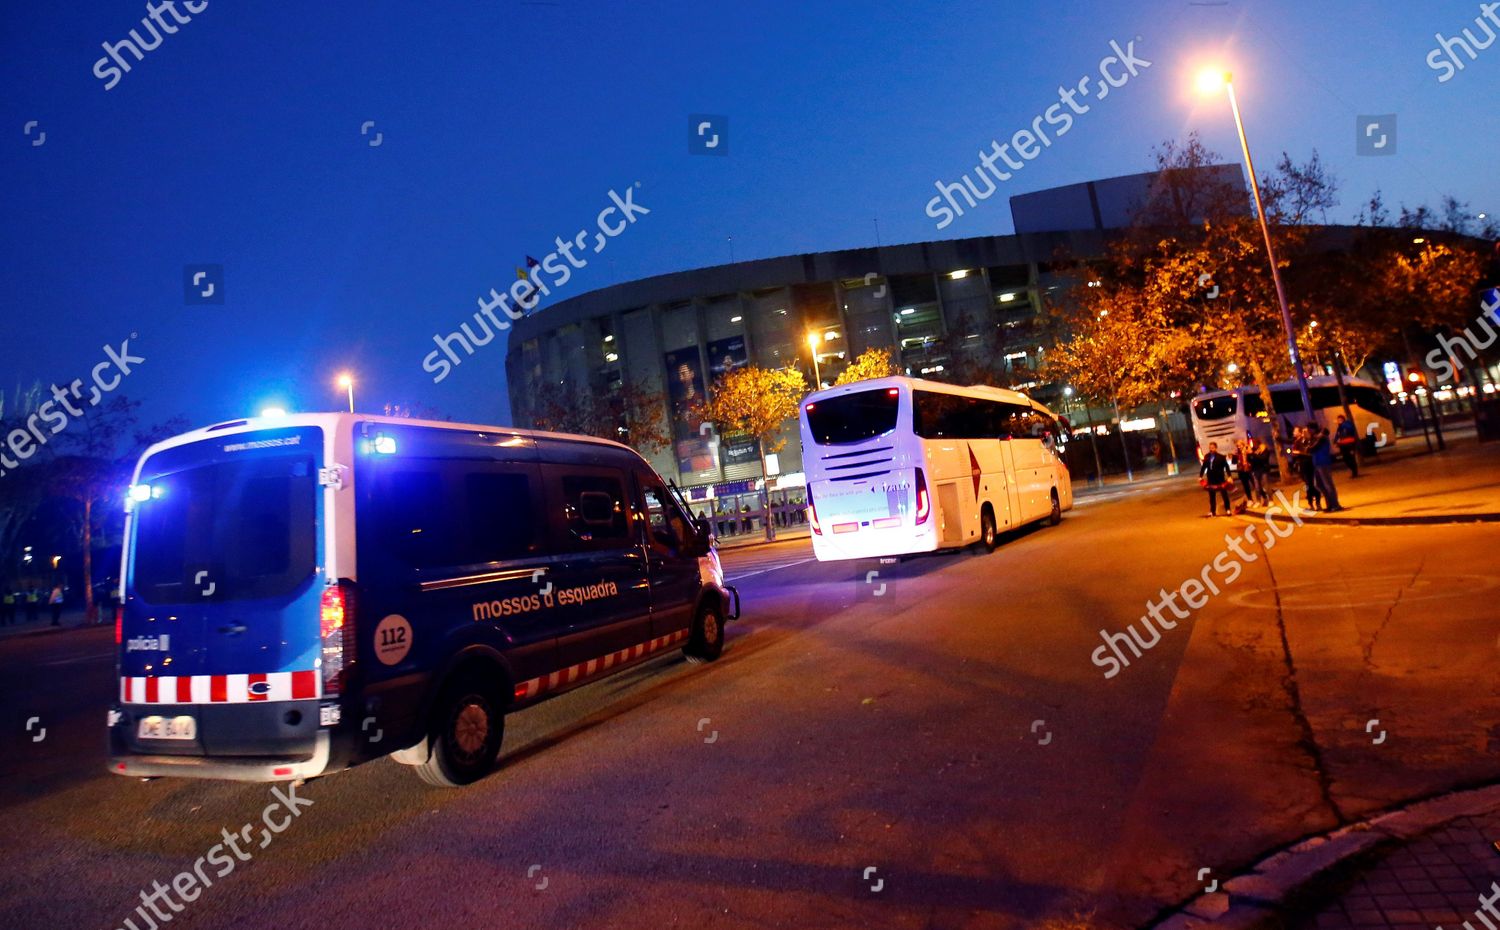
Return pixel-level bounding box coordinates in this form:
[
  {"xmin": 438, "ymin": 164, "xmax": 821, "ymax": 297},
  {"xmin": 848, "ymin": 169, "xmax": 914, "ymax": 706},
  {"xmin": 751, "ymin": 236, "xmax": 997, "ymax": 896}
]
[{"xmin": 133, "ymin": 454, "xmax": 318, "ymax": 604}]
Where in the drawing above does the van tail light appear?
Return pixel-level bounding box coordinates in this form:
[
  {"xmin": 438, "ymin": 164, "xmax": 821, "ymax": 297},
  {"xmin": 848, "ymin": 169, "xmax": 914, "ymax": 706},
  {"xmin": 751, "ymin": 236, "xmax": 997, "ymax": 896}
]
[
  {"xmin": 915, "ymin": 468, "xmax": 931, "ymax": 525},
  {"xmin": 807, "ymin": 489, "xmax": 822, "ymax": 536},
  {"xmin": 115, "ymin": 605, "xmax": 123, "ymax": 645},
  {"xmin": 320, "ymin": 582, "xmax": 355, "ymax": 698}
]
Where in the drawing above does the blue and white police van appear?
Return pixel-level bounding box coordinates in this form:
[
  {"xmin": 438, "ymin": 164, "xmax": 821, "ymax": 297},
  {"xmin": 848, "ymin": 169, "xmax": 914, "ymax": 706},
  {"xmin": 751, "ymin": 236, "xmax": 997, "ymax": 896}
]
[{"xmin": 109, "ymin": 414, "xmax": 738, "ymax": 787}]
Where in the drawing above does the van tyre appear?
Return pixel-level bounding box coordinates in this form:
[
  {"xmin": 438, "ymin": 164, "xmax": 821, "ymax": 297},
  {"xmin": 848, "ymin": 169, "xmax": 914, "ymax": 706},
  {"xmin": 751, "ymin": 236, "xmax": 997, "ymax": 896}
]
[
  {"xmin": 980, "ymin": 506, "xmax": 999, "ymax": 553},
  {"xmin": 416, "ymin": 674, "xmax": 505, "ymax": 787},
  {"xmin": 1048, "ymin": 490, "xmax": 1062, "ymax": 527},
  {"xmin": 684, "ymin": 602, "xmax": 725, "ymax": 664}
]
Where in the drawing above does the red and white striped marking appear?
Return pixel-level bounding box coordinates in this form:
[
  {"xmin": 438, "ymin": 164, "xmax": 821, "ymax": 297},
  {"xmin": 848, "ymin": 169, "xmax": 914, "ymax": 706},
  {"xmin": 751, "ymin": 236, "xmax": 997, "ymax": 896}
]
[
  {"xmin": 120, "ymin": 670, "xmax": 320, "ymax": 705},
  {"xmin": 514, "ymin": 629, "xmax": 689, "ymax": 701}
]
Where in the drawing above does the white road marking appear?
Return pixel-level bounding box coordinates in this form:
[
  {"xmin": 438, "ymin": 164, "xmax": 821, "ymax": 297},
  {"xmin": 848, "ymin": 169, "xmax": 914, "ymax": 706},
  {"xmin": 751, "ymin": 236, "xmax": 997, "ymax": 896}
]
[
  {"xmin": 726, "ymin": 557, "xmax": 817, "ymax": 582},
  {"xmin": 36, "ymin": 652, "xmax": 115, "ymax": 667}
]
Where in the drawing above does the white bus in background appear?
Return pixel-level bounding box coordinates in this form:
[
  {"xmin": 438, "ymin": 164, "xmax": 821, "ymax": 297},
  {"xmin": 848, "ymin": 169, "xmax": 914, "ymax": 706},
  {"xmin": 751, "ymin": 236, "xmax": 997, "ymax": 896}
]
[
  {"xmin": 1189, "ymin": 375, "xmax": 1396, "ymax": 458},
  {"xmin": 799, "ymin": 376, "xmax": 1073, "ymax": 562}
]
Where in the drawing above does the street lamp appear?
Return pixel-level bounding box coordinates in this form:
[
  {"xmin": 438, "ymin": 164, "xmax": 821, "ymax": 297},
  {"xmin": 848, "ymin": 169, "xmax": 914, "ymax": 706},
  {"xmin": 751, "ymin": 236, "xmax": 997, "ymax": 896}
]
[
  {"xmin": 1196, "ymin": 67, "xmax": 1314, "ymax": 423},
  {"xmin": 336, "ymin": 373, "xmax": 355, "ymax": 413},
  {"xmin": 806, "ymin": 333, "xmax": 822, "ymax": 387}
]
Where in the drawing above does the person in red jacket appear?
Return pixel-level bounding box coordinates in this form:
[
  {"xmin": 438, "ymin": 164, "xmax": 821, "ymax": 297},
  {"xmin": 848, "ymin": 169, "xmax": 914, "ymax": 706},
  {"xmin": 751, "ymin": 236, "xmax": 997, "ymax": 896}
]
[{"xmin": 1199, "ymin": 442, "xmax": 1234, "ymax": 516}]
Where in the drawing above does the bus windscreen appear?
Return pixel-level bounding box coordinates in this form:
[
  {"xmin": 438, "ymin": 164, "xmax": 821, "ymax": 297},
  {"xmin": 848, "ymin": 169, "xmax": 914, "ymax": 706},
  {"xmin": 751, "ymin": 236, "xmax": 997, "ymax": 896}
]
[{"xmin": 805, "ymin": 389, "xmax": 900, "ymax": 445}]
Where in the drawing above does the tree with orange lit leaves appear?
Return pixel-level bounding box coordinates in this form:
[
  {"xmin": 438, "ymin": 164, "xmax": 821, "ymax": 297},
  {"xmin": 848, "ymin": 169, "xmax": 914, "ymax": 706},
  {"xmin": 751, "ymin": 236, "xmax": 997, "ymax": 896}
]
[
  {"xmin": 833, "ymin": 348, "xmax": 900, "ymax": 386},
  {"xmin": 696, "ymin": 365, "xmax": 807, "ymax": 540}
]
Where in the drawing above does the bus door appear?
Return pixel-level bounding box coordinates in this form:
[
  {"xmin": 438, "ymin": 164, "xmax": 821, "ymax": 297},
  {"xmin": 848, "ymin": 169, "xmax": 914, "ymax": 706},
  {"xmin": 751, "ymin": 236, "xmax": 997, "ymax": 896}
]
[{"xmin": 996, "ymin": 440, "xmax": 1022, "ymax": 529}]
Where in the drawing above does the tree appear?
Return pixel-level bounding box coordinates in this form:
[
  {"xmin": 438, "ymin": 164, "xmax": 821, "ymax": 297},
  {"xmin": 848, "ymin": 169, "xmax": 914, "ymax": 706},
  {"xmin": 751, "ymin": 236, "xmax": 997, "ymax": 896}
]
[
  {"xmin": 833, "ymin": 348, "xmax": 900, "ymax": 385},
  {"xmin": 696, "ymin": 366, "xmax": 807, "ymax": 540},
  {"xmin": 528, "ymin": 376, "xmax": 671, "ymax": 453},
  {"xmin": 49, "ymin": 394, "xmax": 140, "ymax": 622},
  {"xmin": 1043, "ymin": 275, "xmax": 1189, "ymax": 479}
]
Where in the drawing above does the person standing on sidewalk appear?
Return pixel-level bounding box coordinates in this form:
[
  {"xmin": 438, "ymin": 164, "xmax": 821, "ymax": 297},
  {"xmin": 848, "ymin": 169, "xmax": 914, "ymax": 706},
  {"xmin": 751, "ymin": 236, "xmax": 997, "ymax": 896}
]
[
  {"xmin": 1249, "ymin": 435, "xmax": 1272, "ymax": 505},
  {"xmin": 1, "ymin": 589, "xmax": 14, "ymax": 626},
  {"xmin": 1200, "ymin": 442, "xmax": 1234, "ymax": 516},
  {"xmin": 1233, "ymin": 436, "xmax": 1260, "ymax": 505},
  {"xmin": 24, "ymin": 588, "xmax": 40, "ymax": 623},
  {"xmin": 1290, "ymin": 426, "xmax": 1322, "ymax": 511},
  {"xmin": 48, "ymin": 584, "xmax": 65, "ymax": 626},
  {"xmin": 1310, "ymin": 426, "xmax": 1344, "ymax": 512},
  {"xmin": 1334, "ymin": 414, "xmax": 1360, "ymax": 478}
]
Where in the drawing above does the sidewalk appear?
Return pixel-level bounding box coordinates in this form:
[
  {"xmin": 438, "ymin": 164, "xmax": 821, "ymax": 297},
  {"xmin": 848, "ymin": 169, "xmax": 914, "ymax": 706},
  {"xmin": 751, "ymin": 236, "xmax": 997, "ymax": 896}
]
[
  {"xmin": 1153, "ymin": 783, "xmax": 1500, "ymax": 930},
  {"xmin": 1245, "ymin": 432, "xmax": 1500, "ymax": 525},
  {"xmin": 715, "ymin": 524, "xmax": 811, "ymax": 550},
  {"xmin": 0, "ymin": 607, "xmax": 105, "ymax": 640}
]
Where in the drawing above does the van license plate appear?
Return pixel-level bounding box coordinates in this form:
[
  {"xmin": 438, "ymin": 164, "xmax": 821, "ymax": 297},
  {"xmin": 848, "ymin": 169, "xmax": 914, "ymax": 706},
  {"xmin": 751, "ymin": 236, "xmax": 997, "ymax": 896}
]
[{"xmin": 138, "ymin": 715, "xmax": 196, "ymax": 740}]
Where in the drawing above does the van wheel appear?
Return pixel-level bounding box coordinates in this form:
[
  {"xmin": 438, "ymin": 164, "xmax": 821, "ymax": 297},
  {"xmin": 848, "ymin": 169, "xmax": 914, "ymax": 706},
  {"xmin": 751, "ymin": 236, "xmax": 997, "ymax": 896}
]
[
  {"xmin": 416, "ymin": 675, "xmax": 505, "ymax": 788},
  {"xmin": 684, "ymin": 602, "xmax": 725, "ymax": 664},
  {"xmin": 1048, "ymin": 490, "xmax": 1062, "ymax": 526},
  {"xmin": 980, "ymin": 507, "xmax": 999, "ymax": 553}
]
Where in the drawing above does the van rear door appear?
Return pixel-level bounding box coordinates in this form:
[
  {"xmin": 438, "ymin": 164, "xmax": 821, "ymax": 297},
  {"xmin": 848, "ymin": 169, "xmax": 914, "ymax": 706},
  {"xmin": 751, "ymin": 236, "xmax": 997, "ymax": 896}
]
[{"xmin": 122, "ymin": 427, "xmax": 323, "ymax": 755}]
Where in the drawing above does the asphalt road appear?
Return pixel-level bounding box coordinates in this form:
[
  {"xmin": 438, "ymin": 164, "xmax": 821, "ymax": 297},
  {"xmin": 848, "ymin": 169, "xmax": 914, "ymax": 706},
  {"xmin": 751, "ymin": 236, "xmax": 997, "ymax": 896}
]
[{"xmin": 1, "ymin": 478, "xmax": 1496, "ymax": 930}]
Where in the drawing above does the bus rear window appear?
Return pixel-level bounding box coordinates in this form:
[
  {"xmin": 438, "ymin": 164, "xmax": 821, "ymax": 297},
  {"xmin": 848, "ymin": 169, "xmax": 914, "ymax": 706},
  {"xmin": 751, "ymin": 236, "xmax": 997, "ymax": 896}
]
[
  {"xmin": 805, "ymin": 389, "xmax": 900, "ymax": 445},
  {"xmin": 1193, "ymin": 395, "xmax": 1238, "ymax": 420},
  {"xmin": 133, "ymin": 454, "xmax": 318, "ymax": 604}
]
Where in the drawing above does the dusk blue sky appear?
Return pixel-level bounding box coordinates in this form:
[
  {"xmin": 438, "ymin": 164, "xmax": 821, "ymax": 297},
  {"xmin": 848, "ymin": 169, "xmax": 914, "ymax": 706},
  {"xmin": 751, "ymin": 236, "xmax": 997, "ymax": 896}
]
[{"xmin": 4, "ymin": 0, "xmax": 1496, "ymax": 434}]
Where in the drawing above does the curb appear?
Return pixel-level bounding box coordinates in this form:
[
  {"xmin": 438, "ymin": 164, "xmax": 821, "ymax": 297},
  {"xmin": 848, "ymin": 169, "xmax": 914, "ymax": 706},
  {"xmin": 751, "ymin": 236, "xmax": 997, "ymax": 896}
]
[
  {"xmin": 1149, "ymin": 782, "xmax": 1500, "ymax": 929},
  {"xmin": 1240, "ymin": 505, "xmax": 1500, "ymax": 527},
  {"xmin": 716, "ymin": 532, "xmax": 813, "ymax": 553}
]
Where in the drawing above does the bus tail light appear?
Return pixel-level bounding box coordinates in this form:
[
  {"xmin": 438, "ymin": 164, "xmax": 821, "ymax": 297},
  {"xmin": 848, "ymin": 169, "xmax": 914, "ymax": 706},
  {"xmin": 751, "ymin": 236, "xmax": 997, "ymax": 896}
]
[
  {"xmin": 320, "ymin": 582, "xmax": 355, "ymax": 698},
  {"xmin": 115, "ymin": 605, "xmax": 123, "ymax": 645},
  {"xmin": 915, "ymin": 468, "xmax": 931, "ymax": 525},
  {"xmin": 807, "ymin": 489, "xmax": 822, "ymax": 536}
]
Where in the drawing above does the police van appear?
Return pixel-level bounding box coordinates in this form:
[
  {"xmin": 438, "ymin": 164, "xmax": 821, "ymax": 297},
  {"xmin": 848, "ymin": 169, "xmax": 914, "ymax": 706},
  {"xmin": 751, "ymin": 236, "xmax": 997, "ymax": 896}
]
[{"xmin": 108, "ymin": 414, "xmax": 739, "ymax": 787}]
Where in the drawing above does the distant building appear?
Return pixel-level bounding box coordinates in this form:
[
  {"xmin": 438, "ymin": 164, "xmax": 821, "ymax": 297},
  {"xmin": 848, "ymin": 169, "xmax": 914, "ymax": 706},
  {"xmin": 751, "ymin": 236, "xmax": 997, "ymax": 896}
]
[
  {"xmin": 504, "ymin": 168, "xmax": 1249, "ymax": 489},
  {"xmin": 1009, "ymin": 164, "xmax": 1248, "ymax": 235}
]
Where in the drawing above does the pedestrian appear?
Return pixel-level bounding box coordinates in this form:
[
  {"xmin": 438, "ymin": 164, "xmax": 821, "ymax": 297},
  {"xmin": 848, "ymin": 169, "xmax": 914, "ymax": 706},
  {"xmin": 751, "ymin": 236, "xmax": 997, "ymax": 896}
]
[
  {"xmin": 1249, "ymin": 435, "xmax": 1272, "ymax": 505},
  {"xmin": 24, "ymin": 588, "xmax": 40, "ymax": 623},
  {"xmin": 1334, "ymin": 414, "xmax": 1360, "ymax": 477},
  {"xmin": 1, "ymin": 589, "xmax": 14, "ymax": 626},
  {"xmin": 1310, "ymin": 426, "xmax": 1344, "ymax": 512},
  {"xmin": 1199, "ymin": 442, "xmax": 1234, "ymax": 516},
  {"xmin": 1234, "ymin": 436, "xmax": 1259, "ymax": 505},
  {"xmin": 48, "ymin": 584, "xmax": 64, "ymax": 627},
  {"xmin": 1290, "ymin": 426, "xmax": 1322, "ymax": 511}
]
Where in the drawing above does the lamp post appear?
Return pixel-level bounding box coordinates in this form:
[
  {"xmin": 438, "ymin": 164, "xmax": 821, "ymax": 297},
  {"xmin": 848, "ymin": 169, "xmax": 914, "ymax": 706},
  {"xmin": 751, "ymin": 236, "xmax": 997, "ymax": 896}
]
[
  {"xmin": 336, "ymin": 373, "xmax": 355, "ymax": 413},
  {"xmin": 1196, "ymin": 68, "xmax": 1314, "ymax": 423},
  {"xmin": 807, "ymin": 333, "xmax": 822, "ymax": 387}
]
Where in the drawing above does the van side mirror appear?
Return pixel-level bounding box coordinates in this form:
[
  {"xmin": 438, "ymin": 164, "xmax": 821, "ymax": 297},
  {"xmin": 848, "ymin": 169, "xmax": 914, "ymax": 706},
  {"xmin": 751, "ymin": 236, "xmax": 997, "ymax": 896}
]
[{"xmin": 691, "ymin": 517, "xmax": 715, "ymax": 554}]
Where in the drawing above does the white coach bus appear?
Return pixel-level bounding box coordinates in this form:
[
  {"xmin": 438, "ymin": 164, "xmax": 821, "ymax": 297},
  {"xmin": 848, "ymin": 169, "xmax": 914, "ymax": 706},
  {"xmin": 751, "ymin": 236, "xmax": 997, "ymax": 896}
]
[
  {"xmin": 1189, "ymin": 375, "xmax": 1396, "ymax": 459},
  {"xmin": 799, "ymin": 376, "xmax": 1073, "ymax": 562}
]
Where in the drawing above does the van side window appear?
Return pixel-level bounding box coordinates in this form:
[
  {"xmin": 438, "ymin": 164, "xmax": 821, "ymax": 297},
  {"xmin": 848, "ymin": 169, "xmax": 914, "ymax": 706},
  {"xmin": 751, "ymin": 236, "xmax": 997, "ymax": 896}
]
[
  {"xmin": 640, "ymin": 482, "xmax": 691, "ymax": 555},
  {"xmin": 368, "ymin": 465, "xmax": 537, "ymax": 569},
  {"xmin": 463, "ymin": 472, "xmax": 537, "ymax": 562},
  {"xmin": 559, "ymin": 474, "xmax": 630, "ymax": 547}
]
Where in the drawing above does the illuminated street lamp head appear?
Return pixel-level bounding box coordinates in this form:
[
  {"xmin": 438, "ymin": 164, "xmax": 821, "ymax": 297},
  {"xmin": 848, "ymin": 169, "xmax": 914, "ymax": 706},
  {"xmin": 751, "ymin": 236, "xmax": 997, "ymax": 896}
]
[
  {"xmin": 336, "ymin": 373, "xmax": 353, "ymax": 389},
  {"xmin": 806, "ymin": 332, "xmax": 820, "ymax": 351},
  {"xmin": 1195, "ymin": 67, "xmax": 1231, "ymax": 95}
]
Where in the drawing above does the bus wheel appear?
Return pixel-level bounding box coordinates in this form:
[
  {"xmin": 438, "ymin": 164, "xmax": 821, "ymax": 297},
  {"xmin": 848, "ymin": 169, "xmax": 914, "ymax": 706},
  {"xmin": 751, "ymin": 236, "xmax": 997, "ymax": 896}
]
[
  {"xmin": 980, "ymin": 507, "xmax": 999, "ymax": 553},
  {"xmin": 416, "ymin": 675, "xmax": 505, "ymax": 788},
  {"xmin": 1048, "ymin": 491, "xmax": 1062, "ymax": 526},
  {"xmin": 684, "ymin": 601, "xmax": 725, "ymax": 664}
]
